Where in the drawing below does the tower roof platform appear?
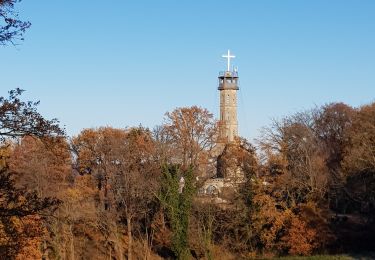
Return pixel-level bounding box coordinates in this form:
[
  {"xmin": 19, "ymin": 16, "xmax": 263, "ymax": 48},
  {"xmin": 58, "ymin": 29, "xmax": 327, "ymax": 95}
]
[{"xmin": 218, "ymin": 71, "xmax": 238, "ymax": 78}]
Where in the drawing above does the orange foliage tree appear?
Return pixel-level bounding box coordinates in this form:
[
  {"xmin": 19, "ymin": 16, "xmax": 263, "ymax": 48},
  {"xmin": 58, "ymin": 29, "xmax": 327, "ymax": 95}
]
[
  {"xmin": 0, "ymin": 89, "xmax": 63, "ymax": 259},
  {"xmin": 158, "ymin": 106, "xmax": 218, "ymax": 176},
  {"xmin": 72, "ymin": 127, "xmax": 160, "ymax": 260}
]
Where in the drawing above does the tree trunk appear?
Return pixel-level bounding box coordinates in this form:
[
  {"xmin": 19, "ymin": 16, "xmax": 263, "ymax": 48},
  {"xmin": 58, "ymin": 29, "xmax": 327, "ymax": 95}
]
[
  {"xmin": 116, "ymin": 225, "xmax": 124, "ymax": 260},
  {"xmin": 42, "ymin": 240, "xmax": 48, "ymax": 260},
  {"xmin": 69, "ymin": 224, "xmax": 75, "ymax": 260},
  {"xmin": 127, "ymin": 217, "xmax": 132, "ymax": 260}
]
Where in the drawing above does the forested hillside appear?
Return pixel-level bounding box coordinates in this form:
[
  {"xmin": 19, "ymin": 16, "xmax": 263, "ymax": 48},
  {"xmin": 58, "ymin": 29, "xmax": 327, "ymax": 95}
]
[{"xmin": 1, "ymin": 89, "xmax": 375, "ymax": 259}]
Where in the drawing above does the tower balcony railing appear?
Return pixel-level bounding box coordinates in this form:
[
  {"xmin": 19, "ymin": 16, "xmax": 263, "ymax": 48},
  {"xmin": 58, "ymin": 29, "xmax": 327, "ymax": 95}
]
[{"xmin": 219, "ymin": 71, "xmax": 238, "ymax": 77}]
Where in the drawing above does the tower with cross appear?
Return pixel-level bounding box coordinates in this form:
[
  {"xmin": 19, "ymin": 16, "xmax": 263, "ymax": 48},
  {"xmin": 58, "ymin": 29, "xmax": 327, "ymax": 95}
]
[{"xmin": 218, "ymin": 50, "xmax": 239, "ymax": 143}]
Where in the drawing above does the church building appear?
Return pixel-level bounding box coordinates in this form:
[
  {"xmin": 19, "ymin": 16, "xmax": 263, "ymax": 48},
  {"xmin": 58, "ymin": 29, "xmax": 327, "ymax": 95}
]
[{"xmin": 200, "ymin": 50, "xmax": 246, "ymax": 200}]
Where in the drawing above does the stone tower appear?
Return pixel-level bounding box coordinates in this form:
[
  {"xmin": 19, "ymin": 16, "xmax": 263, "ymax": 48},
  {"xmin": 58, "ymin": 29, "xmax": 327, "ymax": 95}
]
[{"xmin": 218, "ymin": 50, "xmax": 239, "ymax": 143}]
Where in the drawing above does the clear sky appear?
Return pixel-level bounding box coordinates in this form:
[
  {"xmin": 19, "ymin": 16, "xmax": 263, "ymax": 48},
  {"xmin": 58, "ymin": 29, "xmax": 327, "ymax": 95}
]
[{"xmin": 1, "ymin": 0, "xmax": 375, "ymax": 141}]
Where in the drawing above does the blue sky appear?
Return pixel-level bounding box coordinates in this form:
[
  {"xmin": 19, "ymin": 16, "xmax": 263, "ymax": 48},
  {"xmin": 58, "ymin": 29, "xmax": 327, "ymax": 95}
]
[{"xmin": 1, "ymin": 1, "xmax": 375, "ymax": 141}]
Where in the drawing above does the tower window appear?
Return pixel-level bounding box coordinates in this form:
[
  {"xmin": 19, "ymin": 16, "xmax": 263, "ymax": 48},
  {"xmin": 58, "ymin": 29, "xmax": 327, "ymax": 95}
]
[{"xmin": 226, "ymin": 95, "xmax": 230, "ymax": 104}]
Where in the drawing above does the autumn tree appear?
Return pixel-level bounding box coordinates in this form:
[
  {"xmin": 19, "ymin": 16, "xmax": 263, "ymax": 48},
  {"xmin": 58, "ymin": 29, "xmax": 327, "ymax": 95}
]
[
  {"xmin": 342, "ymin": 103, "xmax": 375, "ymax": 217},
  {"xmin": 158, "ymin": 106, "xmax": 217, "ymax": 175},
  {"xmin": 217, "ymin": 138, "xmax": 257, "ymax": 186},
  {"xmin": 73, "ymin": 127, "xmax": 160, "ymax": 260},
  {"xmin": 6, "ymin": 135, "xmax": 75, "ymax": 258},
  {"xmin": 190, "ymin": 202, "xmax": 217, "ymax": 259},
  {"xmin": 0, "ymin": 89, "xmax": 63, "ymax": 259},
  {"xmin": 53, "ymin": 175, "xmax": 99, "ymax": 260},
  {"xmin": 0, "ymin": 152, "xmax": 60, "ymax": 259},
  {"xmin": 314, "ymin": 103, "xmax": 354, "ymax": 212},
  {"xmin": 257, "ymin": 107, "xmax": 340, "ymax": 255},
  {"xmin": 72, "ymin": 127, "xmax": 121, "ymax": 210},
  {"xmin": 111, "ymin": 127, "xmax": 159, "ymax": 260},
  {"xmin": 0, "ymin": 0, "xmax": 30, "ymax": 45},
  {"xmin": 72, "ymin": 127, "xmax": 127, "ymax": 258},
  {"xmin": 9, "ymin": 136, "xmax": 71, "ymax": 199},
  {"xmin": 259, "ymin": 110, "xmax": 329, "ymax": 207},
  {"xmin": 314, "ymin": 103, "xmax": 354, "ymax": 169},
  {"xmin": 0, "ymin": 165, "xmax": 59, "ymax": 258},
  {"xmin": 0, "ymin": 89, "xmax": 63, "ymax": 141}
]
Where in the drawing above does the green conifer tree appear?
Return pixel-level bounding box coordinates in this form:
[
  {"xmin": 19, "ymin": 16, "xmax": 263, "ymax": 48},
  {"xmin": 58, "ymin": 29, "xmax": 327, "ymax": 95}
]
[{"xmin": 159, "ymin": 165, "xmax": 195, "ymax": 259}]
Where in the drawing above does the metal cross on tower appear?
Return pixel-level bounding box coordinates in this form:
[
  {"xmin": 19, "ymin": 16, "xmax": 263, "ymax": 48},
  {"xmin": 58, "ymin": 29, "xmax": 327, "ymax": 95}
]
[{"xmin": 222, "ymin": 49, "xmax": 235, "ymax": 72}]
